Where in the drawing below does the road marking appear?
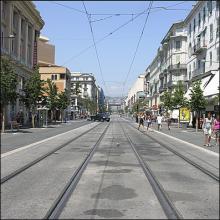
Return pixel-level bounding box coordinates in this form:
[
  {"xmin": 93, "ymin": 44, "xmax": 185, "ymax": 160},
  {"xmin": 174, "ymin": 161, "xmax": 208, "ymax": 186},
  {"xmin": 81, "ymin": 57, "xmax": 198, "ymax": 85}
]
[
  {"xmin": 121, "ymin": 118, "xmax": 219, "ymax": 157},
  {"xmin": 1, "ymin": 123, "xmax": 98, "ymax": 158}
]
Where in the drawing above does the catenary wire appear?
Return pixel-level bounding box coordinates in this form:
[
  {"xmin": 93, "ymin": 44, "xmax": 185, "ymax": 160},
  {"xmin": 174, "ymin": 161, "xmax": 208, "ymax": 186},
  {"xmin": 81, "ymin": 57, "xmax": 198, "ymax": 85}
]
[
  {"xmin": 82, "ymin": 1, "xmax": 109, "ymax": 95},
  {"xmin": 121, "ymin": 1, "xmax": 153, "ymax": 98}
]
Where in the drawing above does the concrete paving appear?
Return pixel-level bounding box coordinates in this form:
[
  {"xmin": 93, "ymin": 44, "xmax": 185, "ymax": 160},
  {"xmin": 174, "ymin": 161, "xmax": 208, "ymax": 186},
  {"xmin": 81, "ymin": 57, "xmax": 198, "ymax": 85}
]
[{"xmin": 1, "ymin": 120, "xmax": 92, "ymax": 154}]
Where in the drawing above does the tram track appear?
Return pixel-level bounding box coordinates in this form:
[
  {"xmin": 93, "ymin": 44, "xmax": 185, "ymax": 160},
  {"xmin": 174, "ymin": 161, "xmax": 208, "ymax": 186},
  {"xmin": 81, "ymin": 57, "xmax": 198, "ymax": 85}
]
[
  {"xmin": 127, "ymin": 121, "xmax": 219, "ymax": 182},
  {"xmin": 44, "ymin": 122, "xmax": 110, "ymax": 219},
  {"xmin": 119, "ymin": 121, "xmax": 182, "ymax": 219},
  {"xmin": 1, "ymin": 122, "xmax": 102, "ymax": 184}
]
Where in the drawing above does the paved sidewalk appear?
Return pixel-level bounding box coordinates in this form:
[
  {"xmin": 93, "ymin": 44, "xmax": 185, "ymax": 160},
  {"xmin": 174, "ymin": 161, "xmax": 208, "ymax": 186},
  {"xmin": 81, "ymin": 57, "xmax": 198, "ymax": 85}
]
[
  {"xmin": 124, "ymin": 117, "xmax": 219, "ymax": 154},
  {"xmin": 1, "ymin": 120, "xmax": 92, "ymax": 154}
]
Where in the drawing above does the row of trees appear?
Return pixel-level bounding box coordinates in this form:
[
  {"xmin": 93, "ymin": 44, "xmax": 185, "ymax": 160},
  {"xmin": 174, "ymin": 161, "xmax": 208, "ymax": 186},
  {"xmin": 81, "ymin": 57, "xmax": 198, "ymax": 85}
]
[
  {"xmin": 161, "ymin": 80, "xmax": 207, "ymax": 131},
  {"xmin": 1, "ymin": 57, "xmax": 70, "ymax": 132}
]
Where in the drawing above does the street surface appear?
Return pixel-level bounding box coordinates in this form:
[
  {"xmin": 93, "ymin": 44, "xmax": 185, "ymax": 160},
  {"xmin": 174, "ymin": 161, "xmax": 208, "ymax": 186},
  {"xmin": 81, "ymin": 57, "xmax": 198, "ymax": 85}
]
[{"xmin": 1, "ymin": 115, "xmax": 219, "ymax": 219}]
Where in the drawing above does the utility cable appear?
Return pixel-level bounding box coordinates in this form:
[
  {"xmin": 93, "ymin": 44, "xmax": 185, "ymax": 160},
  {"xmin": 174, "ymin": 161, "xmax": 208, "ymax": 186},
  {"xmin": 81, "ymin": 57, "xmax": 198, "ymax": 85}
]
[
  {"xmin": 61, "ymin": 8, "xmax": 147, "ymax": 66},
  {"xmin": 82, "ymin": 1, "xmax": 109, "ymax": 95},
  {"xmin": 122, "ymin": 1, "xmax": 153, "ymax": 98}
]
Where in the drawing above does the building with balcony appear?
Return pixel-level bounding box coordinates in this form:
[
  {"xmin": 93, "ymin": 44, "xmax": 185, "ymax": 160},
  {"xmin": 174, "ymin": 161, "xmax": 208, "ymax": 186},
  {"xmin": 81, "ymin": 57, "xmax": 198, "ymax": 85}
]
[
  {"xmin": 184, "ymin": 1, "xmax": 219, "ymax": 112},
  {"xmin": 1, "ymin": 1, "xmax": 44, "ymax": 125}
]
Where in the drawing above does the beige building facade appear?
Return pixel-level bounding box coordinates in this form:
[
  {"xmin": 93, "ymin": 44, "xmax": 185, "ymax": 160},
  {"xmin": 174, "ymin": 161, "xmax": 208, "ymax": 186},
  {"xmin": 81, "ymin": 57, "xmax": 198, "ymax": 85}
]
[{"xmin": 1, "ymin": 1, "xmax": 44, "ymax": 125}]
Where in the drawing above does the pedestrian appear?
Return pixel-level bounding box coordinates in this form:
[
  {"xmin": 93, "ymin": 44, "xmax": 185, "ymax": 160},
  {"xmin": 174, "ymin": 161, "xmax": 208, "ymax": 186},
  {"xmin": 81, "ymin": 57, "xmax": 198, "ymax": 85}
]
[
  {"xmin": 135, "ymin": 113, "xmax": 138, "ymax": 123},
  {"xmin": 146, "ymin": 115, "xmax": 151, "ymax": 131},
  {"xmin": 167, "ymin": 114, "xmax": 171, "ymax": 131},
  {"xmin": 138, "ymin": 113, "xmax": 144, "ymax": 130},
  {"xmin": 202, "ymin": 112, "xmax": 213, "ymax": 147},
  {"xmin": 212, "ymin": 114, "xmax": 220, "ymax": 146},
  {"xmin": 156, "ymin": 114, "xmax": 163, "ymax": 131}
]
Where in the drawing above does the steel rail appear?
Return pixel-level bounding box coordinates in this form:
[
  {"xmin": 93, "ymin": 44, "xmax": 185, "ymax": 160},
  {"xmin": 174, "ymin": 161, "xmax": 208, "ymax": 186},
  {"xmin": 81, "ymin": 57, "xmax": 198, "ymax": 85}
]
[
  {"xmin": 119, "ymin": 121, "xmax": 182, "ymax": 219},
  {"xmin": 128, "ymin": 122, "xmax": 219, "ymax": 182},
  {"xmin": 1, "ymin": 123, "xmax": 102, "ymax": 184},
  {"xmin": 44, "ymin": 122, "xmax": 111, "ymax": 219}
]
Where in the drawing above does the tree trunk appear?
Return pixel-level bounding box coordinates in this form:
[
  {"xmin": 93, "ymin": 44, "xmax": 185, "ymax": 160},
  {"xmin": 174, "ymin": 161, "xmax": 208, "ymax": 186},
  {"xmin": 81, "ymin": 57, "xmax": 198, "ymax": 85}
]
[
  {"xmin": 1, "ymin": 106, "xmax": 6, "ymax": 133},
  {"xmin": 32, "ymin": 112, "xmax": 35, "ymax": 128},
  {"xmin": 195, "ymin": 116, "xmax": 198, "ymax": 132}
]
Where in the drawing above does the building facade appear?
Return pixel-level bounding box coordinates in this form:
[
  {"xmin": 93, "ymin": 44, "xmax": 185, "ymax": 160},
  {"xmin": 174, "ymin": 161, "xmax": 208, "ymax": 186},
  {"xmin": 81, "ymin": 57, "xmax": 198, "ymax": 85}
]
[
  {"xmin": 144, "ymin": 21, "xmax": 187, "ymax": 115},
  {"xmin": 70, "ymin": 72, "xmax": 98, "ymax": 116},
  {"xmin": 125, "ymin": 74, "xmax": 145, "ymax": 112},
  {"xmin": 1, "ymin": 1, "xmax": 44, "ymax": 125},
  {"xmin": 184, "ymin": 0, "xmax": 219, "ymax": 113}
]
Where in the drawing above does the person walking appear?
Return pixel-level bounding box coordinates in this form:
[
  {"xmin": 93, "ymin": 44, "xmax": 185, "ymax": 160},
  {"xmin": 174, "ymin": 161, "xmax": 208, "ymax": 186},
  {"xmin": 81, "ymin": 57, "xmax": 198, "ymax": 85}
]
[
  {"xmin": 146, "ymin": 115, "xmax": 151, "ymax": 131},
  {"xmin": 202, "ymin": 112, "xmax": 213, "ymax": 147},
  {"xmin": 157, "ymin": 114, "xmax": 163, "ymax": 131},
  {"xmin": 167, "ymin": 115, "xmax": 171, "ymax": 131},
  {"xmin": 212, "ymin": 114, "xmax": 220, "ymax": 146},
  {"xmin": 138, "ymin": 113, "xmax": 145, "ymax": 130}
]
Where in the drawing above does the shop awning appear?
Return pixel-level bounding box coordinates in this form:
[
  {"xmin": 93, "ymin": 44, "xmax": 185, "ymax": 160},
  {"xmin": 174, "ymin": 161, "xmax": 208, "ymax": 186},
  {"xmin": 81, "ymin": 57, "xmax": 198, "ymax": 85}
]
[
  {"xmin": 203, "ymin": 72, "xmax": 219, "ymax": 97},
  {"xmin": 184, "ymin": 74, "xmax": 213, "ymax": 99}
]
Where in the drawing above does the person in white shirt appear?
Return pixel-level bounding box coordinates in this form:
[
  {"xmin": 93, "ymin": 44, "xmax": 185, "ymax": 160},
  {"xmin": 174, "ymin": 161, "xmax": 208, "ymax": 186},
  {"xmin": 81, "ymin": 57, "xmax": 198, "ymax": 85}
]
[{"xmin": 156, "ymin": 114, "xmax": 163, "ymax": 131}]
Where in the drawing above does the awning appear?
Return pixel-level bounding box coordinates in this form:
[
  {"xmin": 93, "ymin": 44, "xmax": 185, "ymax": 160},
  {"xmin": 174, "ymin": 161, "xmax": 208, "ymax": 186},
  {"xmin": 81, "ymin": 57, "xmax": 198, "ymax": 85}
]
[
  {"xmin": 203, "ymin": 73, "xmax": 219, "ymax": 97},
  {"xmin": 184, "ymin": 74, "xmax": 213, "ymax": 99}
]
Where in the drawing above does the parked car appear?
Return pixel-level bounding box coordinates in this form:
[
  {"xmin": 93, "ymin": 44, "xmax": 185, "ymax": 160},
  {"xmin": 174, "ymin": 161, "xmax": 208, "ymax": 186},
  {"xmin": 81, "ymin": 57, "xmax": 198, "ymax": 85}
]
[{"xmin": 91, "ymin": 113, "xmax": 110, "ymax": 122}]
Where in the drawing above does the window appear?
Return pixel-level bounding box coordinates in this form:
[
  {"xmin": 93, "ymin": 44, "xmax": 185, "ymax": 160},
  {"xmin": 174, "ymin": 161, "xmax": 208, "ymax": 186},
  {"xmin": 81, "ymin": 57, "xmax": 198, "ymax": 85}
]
[
  {"xmin": 51, "ymin": 74, "xmax": 57, "ymax": 80},
  {"xmin": 60, "ymin": 74, "xmax": 65, "ymax": 79},
  {"xmin": 207, "ymin": 1, "xmax": 212, "ymax": 15},
  {"xmin": 210, "ymin": 24, "xmax": 213, "ymax": 42},
  {"xmin": 189, "ymin": 65, "xmax": 191, "ymax": 79},
  {"xmin": 2, "ymin": 1, "xmax": 7, "ymax": 21},
  {"xmin": 198, "ymin": 60, "xmax": 201, "ymax": 69},
  {"xmin": 209, "ymin": 51, "xmax": 212, "ymax": 66},
  {"xmin": 193, "ymin": 61, "xmax": 196, "ymax": 70},
  {"xmin": 1, "ymin": 27, "xmax": 4, "ymax": 49},
  {"xmin": 203, "ymin": 7, "xmax": 206, "ymax": 22},
  {"xmin": 198, "ymin": 13, "xmax": 201, "ymax": 28},
  {"xmin": 188, "ymin": 43, "xmax": 192, "ymax": 56},
  {"xmin": 193, "ymin": 18, "xmax": 196, "ymax": 32},
  {"xmin": 175, "ymin": 41, "xmax": 181, "ymax": 51}
]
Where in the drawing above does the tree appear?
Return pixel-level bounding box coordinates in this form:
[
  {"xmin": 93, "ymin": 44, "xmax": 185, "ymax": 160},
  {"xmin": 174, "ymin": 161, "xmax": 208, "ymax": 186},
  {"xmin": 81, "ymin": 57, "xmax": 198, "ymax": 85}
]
[
  {"xmin": 57, "ymin": 90, "xmax": 70, "ymax": 122},
  {"xmin": 189, "ymin": 80, "xmax": 207, "ymax": 132},
  {"xmin": 172, "ymin": 81, "xmax": 189, "ymax": 109},
  {"xmin": 45, "ymin": 79, "xmax": 58, "ymax": 122},
  {"xmin": 160, "ymin": 90, "xmax": 173, "ymax": 112},
  {"xmin": 20, "ymin": 68, "xmax": 45, "ymax": 128},
  {"xmin": 0, "ymin": 57, "xmax": 18, "ymax": 132}
]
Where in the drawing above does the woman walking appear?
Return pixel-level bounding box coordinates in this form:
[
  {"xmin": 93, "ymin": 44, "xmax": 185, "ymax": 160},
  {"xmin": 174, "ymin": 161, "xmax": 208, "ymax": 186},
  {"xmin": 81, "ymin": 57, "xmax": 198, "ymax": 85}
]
[
  {"xmin": 146, "ymin": 115, "xmax": 152, "ymax": 131},
  {"xmin": 212, "ymin": 114, "xmax": 220, "ymax": 146},
  {"xmin": 203, "ymin": 112, "xmax": 213, "ymax": 147},
  {"xmin": 138, "ymin": 113, "xmax": 145, "ymax": 130}
]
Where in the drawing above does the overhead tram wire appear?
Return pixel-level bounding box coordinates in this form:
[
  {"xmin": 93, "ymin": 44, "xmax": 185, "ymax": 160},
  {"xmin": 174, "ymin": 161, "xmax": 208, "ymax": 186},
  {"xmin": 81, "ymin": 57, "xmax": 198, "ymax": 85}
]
[
  {"xmin": 82, "ymin": 1, "xmax": 109, "ymax": 95},
  {"xmin": 61, "ymin": 8, "xmax": 148, "ymax": 66},
  {"xmin": 121, "ymin": 1, "xmax": 153, "ymax": 98},
  {"xmin": 53, "ymin": 1, "xmax": 188, "ymax": 66}
]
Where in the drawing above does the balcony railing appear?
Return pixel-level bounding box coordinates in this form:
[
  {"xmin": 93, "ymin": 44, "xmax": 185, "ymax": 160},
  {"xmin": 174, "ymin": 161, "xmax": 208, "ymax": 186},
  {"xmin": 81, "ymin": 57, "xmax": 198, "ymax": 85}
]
[
  {"xmin": 192, "ymin": 40, "xmax": 207, "ymax": 55},
  {"xmin": 168, "ymin": 64, "xmax": 187, "ymax": 71}
]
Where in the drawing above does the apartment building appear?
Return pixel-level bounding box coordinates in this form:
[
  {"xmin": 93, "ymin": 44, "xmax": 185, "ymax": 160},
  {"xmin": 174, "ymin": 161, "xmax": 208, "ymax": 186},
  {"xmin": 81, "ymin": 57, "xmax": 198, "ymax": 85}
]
[
  {"xmin": 125, "ymin": 74, "xmax": 145, "ymax": 112},
  {"xmin": 70, "ymin": 72, "xmax": 98, "ymax": 115},
  {"xmin": 144, "ymin": 21, "xmax": 187, "ymax": 115},
  {"xmin": 184, "ymin": 0, "xmax": 219, "ymax": 111},
  {"xmin": 1, "ymin": 1, "xmax": 44, "ymax": 124}
]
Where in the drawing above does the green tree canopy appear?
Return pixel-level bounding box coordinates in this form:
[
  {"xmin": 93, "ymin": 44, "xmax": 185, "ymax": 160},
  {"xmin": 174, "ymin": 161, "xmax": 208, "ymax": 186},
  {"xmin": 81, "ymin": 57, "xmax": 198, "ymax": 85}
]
[
  {"xmin": 189, "ymin": 80, "xmax": 207, "ymax": 112},
  {"xmin": 172, "ymin": 81, "xmax": 188, "ymax": 108}
]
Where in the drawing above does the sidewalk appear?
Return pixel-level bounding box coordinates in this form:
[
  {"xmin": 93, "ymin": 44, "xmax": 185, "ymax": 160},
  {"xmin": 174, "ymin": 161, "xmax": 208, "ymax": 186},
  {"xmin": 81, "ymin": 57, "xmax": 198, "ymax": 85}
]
[{"xmin": 125, "ymin": 117, "xmax": 219, "ymax": 154}]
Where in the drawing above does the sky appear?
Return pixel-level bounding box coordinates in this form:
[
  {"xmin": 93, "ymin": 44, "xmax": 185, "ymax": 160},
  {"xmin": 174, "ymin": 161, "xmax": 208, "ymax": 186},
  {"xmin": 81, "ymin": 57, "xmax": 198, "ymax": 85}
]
[{"xmin": 34, "ymin": 1, "xmax": 195, "ymax": 98}]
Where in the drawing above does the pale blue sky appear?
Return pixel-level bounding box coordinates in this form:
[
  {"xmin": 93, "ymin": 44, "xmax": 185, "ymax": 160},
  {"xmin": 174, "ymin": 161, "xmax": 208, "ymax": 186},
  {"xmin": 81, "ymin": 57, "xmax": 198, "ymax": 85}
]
[{"xmin": 34, "ymin": 1, "xmax": 195, "ymax": 97}]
